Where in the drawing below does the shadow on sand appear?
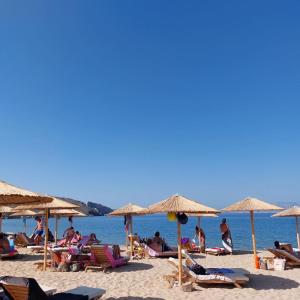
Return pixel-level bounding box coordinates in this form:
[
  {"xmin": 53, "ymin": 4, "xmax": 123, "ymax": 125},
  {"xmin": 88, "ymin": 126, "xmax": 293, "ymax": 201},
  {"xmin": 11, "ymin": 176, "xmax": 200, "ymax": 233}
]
[
  {"xmin": 247, "ymin": 274, "xmax": 299, "ymax": 290},
  {"xmin": 111, "ymin": 262, "xmax": 153, "ymax": 273},
  {"xmin": 15, "ymin": 254, "xmax": 45, "ymax": 262}
]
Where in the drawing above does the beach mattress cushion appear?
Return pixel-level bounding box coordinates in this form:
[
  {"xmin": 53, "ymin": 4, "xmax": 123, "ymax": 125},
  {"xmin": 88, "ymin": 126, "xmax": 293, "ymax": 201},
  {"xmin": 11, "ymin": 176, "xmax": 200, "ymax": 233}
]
[
  {"xmin": 49, "ymin": 293, "xmax": 88, "ymax": 300},
  {"xmin": 104, "ymin": 245, "xmax": 126, "ymax": 267},
  {"xmin": 183, "ymin": 265, "xmax": 248, "ymax": 283}
]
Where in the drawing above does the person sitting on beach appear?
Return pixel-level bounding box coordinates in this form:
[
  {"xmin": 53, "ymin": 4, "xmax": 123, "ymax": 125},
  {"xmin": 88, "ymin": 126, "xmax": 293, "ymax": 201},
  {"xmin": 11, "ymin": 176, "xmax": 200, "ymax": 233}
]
[
  {"xmin": 195, "ymin": 225, "xmax": 206, "ymax": 253},
  {"xmin": 220, "ymin": 218, "xmax": 233, "ymax": 254},
  {"xmin": 152, "ymin": 231, "xmax": 171, "ymax": 252},
  {"xmin": 75, "ymin": 231, "xmax": 82, "ymax": 241},
  {"xmin": 33, "ymin": 216, "xmax": 44, "ymax": 245},
  {"xmin": 86, "ymin": 233, "xmax": 100, "ymax": 246},
  {"xmin": 274, "ymin": 240, "xmax": 293, "ymax": 254},
  {"xmin": 0, "ymin": 233, "xmax": 10, "ymax": 254},
  {"xmin": 64, "ymin": 227, "xmax": 76, "ymax": 245}
]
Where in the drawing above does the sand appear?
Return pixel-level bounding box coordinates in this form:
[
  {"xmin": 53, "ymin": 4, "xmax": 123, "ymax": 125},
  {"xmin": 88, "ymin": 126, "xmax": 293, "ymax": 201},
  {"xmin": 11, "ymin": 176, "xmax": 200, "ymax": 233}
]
[{"xmin": 0, "ymin": 249, "xmax": 299, "ymax": 300}]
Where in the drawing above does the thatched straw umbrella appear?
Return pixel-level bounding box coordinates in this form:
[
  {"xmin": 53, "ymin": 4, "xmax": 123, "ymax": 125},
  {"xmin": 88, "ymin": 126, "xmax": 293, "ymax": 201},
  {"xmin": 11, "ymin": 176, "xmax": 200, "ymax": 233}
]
[
  {"xmin": 109, "ymin": 203, "xmax": 145, "ymax": 257},
  {"xmin": 143, "ymin": 194, "xmax": 218, "ymax": 285},
  {"xmin": 0, "ymin": 180, "xmax": 52, "ymax": 234},
  {"xmin": 0, "ymin": 180, "xmax": 52, "ymax": 205},
  {"xmin": 223, "ymin": 197, "xmax": 282, "ymax": 267},
  {"xmin": 272, "ymin": 206, "xmax": 300, "ymax": 249},
  {"xmin": 0, "ymin": 206, "xmax": 15, "ymax": 232},
  {"xmin": 15, "ymin": 198, "xmax": 79, "ymax": 270},
  {"xmin": 10, "ymin": 209, "xmax": 41, "ymax": 234}
]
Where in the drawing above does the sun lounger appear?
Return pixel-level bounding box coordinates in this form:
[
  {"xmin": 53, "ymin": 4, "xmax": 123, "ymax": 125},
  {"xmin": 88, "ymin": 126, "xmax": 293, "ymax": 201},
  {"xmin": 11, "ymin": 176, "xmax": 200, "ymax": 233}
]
[
  {"xmin": 0, "ymin": 276, "xmax": 105, "ymax": 300},
  {"xmin": 85, "ymin": 245, "xmax": 128, "ymax": 272},
  {"xmin": 205, "ymin": 247, "xmax": 226, "ymax": 256},
  {"xmin": 144, "ymin": 245, "xmax": 178, "ymax": 258},
  {"xmin": 168, "ymin": 257, "xmax": 249, "ymax": 288},
  {"xmin": 14, "ymin": 233, "xmax": 35, "ymax": 247},
  {"xmin": 64, "ymin": 286, "xmax": 105, "ymax": 299},
  {"xmin": 267, "ymin": 248, "xmax": 300, "ymax": 267}
]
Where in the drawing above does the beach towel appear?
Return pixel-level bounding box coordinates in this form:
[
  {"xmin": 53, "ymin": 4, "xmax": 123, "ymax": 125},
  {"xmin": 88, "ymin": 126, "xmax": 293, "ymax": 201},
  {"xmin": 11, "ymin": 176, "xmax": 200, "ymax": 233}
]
[{"xmin": 222, "ymin": 230, "xmax": 233, "ymax": 253}]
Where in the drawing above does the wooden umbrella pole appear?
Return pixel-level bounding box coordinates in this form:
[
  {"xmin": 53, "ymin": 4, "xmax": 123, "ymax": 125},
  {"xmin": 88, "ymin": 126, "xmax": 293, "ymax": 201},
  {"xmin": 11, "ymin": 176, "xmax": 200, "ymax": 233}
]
[
  {"xmin": 55, "ymin": 215, "xmax": 58, "ymax": 244},
  {"xmin": 43, "ymin": 208, "xmax": 49, "ymax": 271},
  {"xmin": 177, "ymin": 220, "xmax": 183, "ymax": 286},
  {"xmin": 23, "ymin": 218, "xmax": 27, "ymax": 234},
  {"xmin": 197, "ymin": 216, "xmax": 201, "ymax": 248},
  {"xmin": 250, "ymin": 210, "xmax": 257, "ymax": 268},
  {"xmin": 130, "ymin": 215, "xmax": 133, "ymax": 257},
  {"xmin": 296, "ymin": 216, "xmax": 300, "ymax": 250}
]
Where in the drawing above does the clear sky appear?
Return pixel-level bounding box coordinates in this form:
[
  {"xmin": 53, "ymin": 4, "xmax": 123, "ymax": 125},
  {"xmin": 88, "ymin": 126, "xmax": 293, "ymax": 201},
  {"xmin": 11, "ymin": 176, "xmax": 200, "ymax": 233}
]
[{"xmin": 1, "ymin": 1, "xmax": 300, "ymax": 209}]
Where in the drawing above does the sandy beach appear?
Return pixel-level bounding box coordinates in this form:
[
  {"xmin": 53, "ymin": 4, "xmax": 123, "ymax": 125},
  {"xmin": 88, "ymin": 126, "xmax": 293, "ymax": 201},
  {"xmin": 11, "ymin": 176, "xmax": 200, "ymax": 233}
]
[{"xmin": 1, "ymin": 248, "xmax": 299, "ymax": 300}]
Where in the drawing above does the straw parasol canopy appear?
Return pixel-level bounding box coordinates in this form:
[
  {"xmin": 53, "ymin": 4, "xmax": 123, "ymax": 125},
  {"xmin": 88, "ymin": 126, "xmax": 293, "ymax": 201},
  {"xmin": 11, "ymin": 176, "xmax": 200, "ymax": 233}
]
[
  {"xmin": 0, "ymin": 180, "xmax": 53, "ymax": 205},
  {"xmin": 223, "ymin": 197, "xmax": 282, "ymax": 212},
  {"xmin": 14, "ymin": 197, "xmax": 79, "ymax": 210},
  {"xmin": 272, "ymin": 206, "xmax": 300, "ymax": 249},
  {"xmin": 109, "ymin": 203, "xmax": 145, "ymax": 257},
  {"xmin": 144, "ymin": 194, "xmax": 218, "ymax": 214},
  {"xmin": 0, "ymin": 206, "xmax": 15, "ymax": 214},
  {"xmin": 14, "ymin": 197, "xmax": 80, "ymax": 271},
  {"xmin": 10, "ymin": 209, "xmax": 39, "ymax": 217},
  {"xmin": 144, "ymin": 194, "xmax": 219, "ymax": 286},
  {"xmin": 109, "ymin": 203, "xmax": 145, "ymax": 216},
  {"xmin": 223, "ymin": 197, "xmax": 282, "ymax": 267}
]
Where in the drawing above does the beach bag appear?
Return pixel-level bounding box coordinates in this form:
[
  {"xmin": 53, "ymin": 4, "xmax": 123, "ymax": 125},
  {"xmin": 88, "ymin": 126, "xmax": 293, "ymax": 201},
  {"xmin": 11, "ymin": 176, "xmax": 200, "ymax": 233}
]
[
  {"xmin": 274, "ymin": 258, "xmax": 286, "ymax": 271},
  {"xmin": 70, "ymin": 263, "xmax": 81, "ymax": 272},
  {"xmin": 57, "ymin": 262, "xmax": 69, "ymax": 272}
]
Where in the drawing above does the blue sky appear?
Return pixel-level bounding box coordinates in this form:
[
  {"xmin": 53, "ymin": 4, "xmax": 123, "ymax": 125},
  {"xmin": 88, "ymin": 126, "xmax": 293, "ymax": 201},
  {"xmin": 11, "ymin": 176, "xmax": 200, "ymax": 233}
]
[{"xmin": 0, "ymin": 1, "xmax": 300, "ymax": 209}]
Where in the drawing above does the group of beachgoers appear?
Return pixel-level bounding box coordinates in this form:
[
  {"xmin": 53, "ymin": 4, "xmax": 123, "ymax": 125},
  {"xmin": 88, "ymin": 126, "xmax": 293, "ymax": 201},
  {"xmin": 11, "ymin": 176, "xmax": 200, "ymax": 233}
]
[{"xmin": 136, "ymin": 218, "xmax": 233, "ymax": 255}]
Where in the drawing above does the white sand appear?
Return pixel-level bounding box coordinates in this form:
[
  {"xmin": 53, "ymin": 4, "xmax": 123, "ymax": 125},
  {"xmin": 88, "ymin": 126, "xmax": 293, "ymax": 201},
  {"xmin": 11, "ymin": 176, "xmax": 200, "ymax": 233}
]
[{"xmin": 0, "ymin": 249, "xmax": 299, "ymax": 300}]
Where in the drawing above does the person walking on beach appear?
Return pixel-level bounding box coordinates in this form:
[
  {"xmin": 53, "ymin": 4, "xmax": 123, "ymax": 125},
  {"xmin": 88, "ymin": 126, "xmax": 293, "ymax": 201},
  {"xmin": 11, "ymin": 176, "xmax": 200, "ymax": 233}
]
[
  {"xmin": 220, "ymin": 218, "xmax": 233, "ymax": 254},
  {"xmin": 33, "ymin": 216, "xmax": 44, "ymax": 245}
]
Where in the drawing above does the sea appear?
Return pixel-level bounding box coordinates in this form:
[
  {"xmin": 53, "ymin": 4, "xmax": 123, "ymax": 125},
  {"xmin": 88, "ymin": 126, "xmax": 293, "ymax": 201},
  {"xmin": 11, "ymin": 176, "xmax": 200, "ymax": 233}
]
[{"xmin": 2, "ymin": 213, "xmax": 298, "ymax": 250}]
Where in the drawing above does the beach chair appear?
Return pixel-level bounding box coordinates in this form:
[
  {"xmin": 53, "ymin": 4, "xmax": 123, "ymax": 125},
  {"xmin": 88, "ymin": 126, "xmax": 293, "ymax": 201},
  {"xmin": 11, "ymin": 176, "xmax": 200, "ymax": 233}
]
[
  {"xmin": 85, "ymin": 245, "xmax": 128, "ymax": 272},
  {"xmin": 267, "ymin": 248, "xmax": 300, "ymax": 267},
  {"xmin": 168, "ymin": 257, "xmax": 249, "ymax": 288},
  {"xmin": 14, "ymin": 233, "xmax": 35, "ymax": 248},
  {"xmin": 205, "ymin": 247, "xmax": 226, "ymax": 256},
  {"xmin": 0, "ymin": 276, "xmax": 105, "ymax": 300},
  {"xmin": 144, "ymin": 244, "xmax": 178, "ymax": 258}
]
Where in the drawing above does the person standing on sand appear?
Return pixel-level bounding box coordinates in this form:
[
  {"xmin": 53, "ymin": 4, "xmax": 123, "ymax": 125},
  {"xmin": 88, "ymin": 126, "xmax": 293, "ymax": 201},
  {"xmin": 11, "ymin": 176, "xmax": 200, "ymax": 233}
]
[
  {"xmin": 33, "ymin": 216, "xmax": 44, "ymax": 245},
  {"xmin": 220, "ymin": 218, "xmax": 233, "ymax": 254}
]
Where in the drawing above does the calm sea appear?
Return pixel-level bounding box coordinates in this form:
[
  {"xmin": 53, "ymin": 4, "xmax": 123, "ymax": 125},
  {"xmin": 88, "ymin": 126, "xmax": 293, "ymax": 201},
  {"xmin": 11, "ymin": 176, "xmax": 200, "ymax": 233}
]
[{"xmin": 2, "ymin": 213, "xmax": 298, "ymax": 250}]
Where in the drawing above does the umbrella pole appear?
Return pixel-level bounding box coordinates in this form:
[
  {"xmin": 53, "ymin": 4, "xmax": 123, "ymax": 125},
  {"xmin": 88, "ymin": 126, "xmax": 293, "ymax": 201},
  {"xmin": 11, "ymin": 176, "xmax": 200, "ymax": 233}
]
[
  {"xmin": 197, "ymin": 216, "xmax": 201, "ymax": 248},
  {"xmin": 250, "ymin": 210, "xmax": 257, "ymax": 268},
  {"xmin": 0, "ymin": 216, "xmax": 2, "ymax": 232},
  {"xmin": 23, "ymin": 218, "xmax": 27, "ymax": 234},
  {"xmin": 43, "ymin": 208, "xmax": 49, "ymax": 271},
  {"xmin": 130, "ymin": 216, "xmax": 133, "ymax": 257},
  {"xmin": 177, "ymin": 220, "xmax": 183, "ymax": 286},
  {"xmin": 55, "ymin": 215, "xmax": 58, "ymax": 244},
  {"xmin": 296, "ymin": 216, "xmax": 300, "ymax": 250}
]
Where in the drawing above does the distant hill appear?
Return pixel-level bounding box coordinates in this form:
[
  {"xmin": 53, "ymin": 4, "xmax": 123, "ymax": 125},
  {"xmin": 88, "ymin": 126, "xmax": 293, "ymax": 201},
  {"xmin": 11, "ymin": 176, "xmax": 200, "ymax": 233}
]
[
  {"xmin": 55, "ymin": 197, "xmax": 113, "ymax": 216},
  {"xmin": 87, "ymin": 201, "xmax": 113, "ymax": 216}
]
